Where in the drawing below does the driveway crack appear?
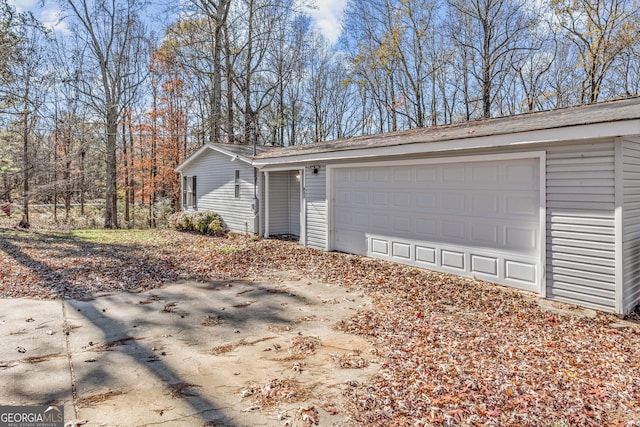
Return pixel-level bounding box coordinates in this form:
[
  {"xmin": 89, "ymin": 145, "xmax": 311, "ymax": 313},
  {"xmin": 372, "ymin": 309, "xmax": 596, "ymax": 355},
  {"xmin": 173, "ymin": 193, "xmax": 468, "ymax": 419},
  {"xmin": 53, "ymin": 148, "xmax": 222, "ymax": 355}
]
[{"xmin": 62, "ymin": 299, "xmax": 79, "ymax": 420}]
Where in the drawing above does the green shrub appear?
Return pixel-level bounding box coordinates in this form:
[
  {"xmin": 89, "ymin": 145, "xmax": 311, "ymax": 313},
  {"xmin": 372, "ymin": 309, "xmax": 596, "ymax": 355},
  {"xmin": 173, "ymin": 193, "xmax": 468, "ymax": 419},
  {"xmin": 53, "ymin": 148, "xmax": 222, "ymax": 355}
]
[
  {"xmin": 207, "ymin": 217, "xmax": 224, "ymax": 235},
  {"xmin": 169, "ymin": 211, "xmax": 225, "ymax": 235}
]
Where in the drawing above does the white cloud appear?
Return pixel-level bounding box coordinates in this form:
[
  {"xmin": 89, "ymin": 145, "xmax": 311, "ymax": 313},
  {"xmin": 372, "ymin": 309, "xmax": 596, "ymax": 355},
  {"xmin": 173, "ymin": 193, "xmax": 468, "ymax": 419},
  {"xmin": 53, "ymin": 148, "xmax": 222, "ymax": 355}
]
[
  {"xmin": 305, "ymin": 0, "xmax": 347, "ymax": 44},
  {"xmin": 7, "ymin": 1, "xmax": 69, "ymax": 35},
  {"xmin": 40, "ymin": 7, "xmax": 69, "ymax": 35},
  {"xmin": 7, "ymin": 0, "xmax": 39, "ymax": 12}
]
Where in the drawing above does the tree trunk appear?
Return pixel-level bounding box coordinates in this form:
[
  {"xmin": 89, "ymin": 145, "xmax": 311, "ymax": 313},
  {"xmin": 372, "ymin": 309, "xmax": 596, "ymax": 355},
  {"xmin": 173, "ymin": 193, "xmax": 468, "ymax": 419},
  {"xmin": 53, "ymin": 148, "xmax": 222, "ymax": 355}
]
[
  {"xmin": 19, "ymin": 110, "xmax": 30, "ymax": 229},
  {"xmin": 64, "ymin": 157, "xmax": 71, "ymax": 220},
  {"xmin": 389, "ymin": 74, "xmax": 397, "ymax": 132},
  {"xmin": 53, "ymin": 139, "xmax": 58, "ymax": 223},
  {"xmin": 128, "ymin": 116, "xmax": 135, "ymax": 224},
  {"xmin": 80, "ymin": 147, "xmax": 85, "ymax": 215},
  {"xmin": 104, "ymin": 106, "xmax": 118, "ymax": 228},
  {"xmin": 482, "ymin": 21, "xmax": 492, "ymax": 119},
  {"xmin": 463, "ymin": 48, "xmax": 471, "ymax": 121},
  {"xmin": 151, "ymin": 89, "xmax": 158, "ymax": 228},
  {"xmin": 243, "ymin": 0, "xmax": 255, "ymax": 145},
  {"xmin": 123, "ymin": 116, "xmax": 130, "ymax": 223},
  {"xmin": 64, "ymin": 130, "xmax": 72, "ymax": 220}
]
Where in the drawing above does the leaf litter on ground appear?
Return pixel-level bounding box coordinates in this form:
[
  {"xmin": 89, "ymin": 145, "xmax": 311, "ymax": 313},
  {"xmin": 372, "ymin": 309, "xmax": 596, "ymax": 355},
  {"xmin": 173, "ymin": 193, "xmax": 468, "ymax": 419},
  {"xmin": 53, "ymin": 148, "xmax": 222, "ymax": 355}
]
[{"xmin": 1, "ymin": 228, "xmax": 639, "ymax": 425}]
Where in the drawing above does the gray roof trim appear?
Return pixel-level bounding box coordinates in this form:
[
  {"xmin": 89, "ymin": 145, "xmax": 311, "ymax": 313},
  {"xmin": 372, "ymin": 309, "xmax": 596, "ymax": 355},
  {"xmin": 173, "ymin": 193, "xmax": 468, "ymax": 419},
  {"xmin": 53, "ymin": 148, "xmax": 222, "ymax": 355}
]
[
  {"xmin": 176, "ymin": 98, "xmax": 640, "ymax": 170},
  {"xmin": 253, "ymin": 97, "xmax": 640, "ymax": 165},
  {"xmin": 175, "ymin": 143, "xmax": 267, "ymax": 172},
  {"xmin": 254, "ymin": 119, "xmax": 640, "ymax": 167}
]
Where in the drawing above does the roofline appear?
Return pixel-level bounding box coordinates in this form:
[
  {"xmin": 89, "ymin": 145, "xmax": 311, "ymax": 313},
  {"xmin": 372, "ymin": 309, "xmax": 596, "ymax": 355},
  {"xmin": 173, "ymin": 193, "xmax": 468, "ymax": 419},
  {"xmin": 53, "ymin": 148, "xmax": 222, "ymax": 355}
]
[
  {"xmin": 175, "ymin": 143, "xmax": 253, "ymax": 172},
  {"xmin": 253, "ymin": 119, "xmax": 640, "ymax": 167}
]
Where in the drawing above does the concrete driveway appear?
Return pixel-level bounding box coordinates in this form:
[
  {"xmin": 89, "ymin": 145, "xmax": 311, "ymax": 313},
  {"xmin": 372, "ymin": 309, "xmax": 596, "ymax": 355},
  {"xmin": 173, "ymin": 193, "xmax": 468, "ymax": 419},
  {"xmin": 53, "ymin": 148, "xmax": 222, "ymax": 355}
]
[{"xmin": 0, "ymin": 271, "xmax": 378, "ymax": 426}]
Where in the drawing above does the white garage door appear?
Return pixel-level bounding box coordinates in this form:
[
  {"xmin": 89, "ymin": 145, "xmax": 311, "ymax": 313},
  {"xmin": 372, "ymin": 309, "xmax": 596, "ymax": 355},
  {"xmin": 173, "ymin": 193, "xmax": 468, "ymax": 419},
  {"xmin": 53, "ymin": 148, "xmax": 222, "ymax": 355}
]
[{"xmin": 332, "ymin": 157, "xmax": 541, "ymax": 291}]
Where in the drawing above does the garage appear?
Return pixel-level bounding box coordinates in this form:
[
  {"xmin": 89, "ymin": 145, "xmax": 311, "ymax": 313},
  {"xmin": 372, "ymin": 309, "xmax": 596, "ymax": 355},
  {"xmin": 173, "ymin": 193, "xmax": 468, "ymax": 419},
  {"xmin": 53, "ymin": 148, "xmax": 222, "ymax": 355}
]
[{"xmin": 330, "ymin": 155, "xmax": 544, "ymax": 292}]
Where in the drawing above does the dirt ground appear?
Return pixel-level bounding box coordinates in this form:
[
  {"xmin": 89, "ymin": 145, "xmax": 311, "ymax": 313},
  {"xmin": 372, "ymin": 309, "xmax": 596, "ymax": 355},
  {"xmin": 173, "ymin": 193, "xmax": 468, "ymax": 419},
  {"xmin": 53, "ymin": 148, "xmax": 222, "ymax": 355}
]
[{"xmin": 1, "ymin": 271, "xmax": 379, "ymax": 426}]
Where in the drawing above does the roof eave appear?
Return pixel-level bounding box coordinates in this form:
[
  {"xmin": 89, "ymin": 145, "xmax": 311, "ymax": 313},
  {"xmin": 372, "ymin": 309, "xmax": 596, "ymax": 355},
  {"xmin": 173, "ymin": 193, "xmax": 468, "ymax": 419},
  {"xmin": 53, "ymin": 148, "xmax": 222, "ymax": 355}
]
[
  {"xmin": 253, "ymin": 119, "xmax": 640, "ymax": 168},
  {"xmin": 175, "ymin": 143, "xmax": 253, "ymax": 172}
]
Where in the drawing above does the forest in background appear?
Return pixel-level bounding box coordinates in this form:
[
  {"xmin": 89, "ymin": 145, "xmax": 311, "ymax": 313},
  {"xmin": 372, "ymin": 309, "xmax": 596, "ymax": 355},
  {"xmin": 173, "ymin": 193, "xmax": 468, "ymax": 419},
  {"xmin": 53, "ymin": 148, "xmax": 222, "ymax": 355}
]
[{"xmin": 1, "ymin": 0, "xmax": 640, "ymax": 229}]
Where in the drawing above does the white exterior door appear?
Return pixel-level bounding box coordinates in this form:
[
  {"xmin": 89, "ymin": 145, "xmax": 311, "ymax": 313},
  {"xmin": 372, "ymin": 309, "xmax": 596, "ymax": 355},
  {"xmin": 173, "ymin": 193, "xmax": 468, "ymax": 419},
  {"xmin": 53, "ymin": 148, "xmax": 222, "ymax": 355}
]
[
  {"xmin": 265, "ymin": 169, "xmax": 302, "ymax": 238},
  {"xmin": 331, "ymin": 157, "xmax": 542, "ymax": 291}
]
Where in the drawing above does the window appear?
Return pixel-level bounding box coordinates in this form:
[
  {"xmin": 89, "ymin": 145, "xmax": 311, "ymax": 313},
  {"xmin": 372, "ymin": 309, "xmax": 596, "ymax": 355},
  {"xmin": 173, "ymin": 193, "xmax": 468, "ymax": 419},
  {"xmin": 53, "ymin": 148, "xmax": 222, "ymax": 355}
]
[
  {"xmin": 183, "ymin": 176, "xmax": 197, "ymax": 209},
  {"xmin": 234, "ymin": 170, "xmax": 240, "ymax": 198}
]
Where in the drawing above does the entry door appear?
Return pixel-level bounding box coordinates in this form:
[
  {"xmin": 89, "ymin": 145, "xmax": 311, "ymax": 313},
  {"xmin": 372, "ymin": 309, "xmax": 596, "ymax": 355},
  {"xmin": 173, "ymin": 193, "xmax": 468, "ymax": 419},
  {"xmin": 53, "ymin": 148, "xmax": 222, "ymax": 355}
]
[
  {"xmin": 267, "ymin": 170, "xmax": 302, "ymax": 238},
  {"xmin": 331, "ymin": 157, "xmax": 541, "ymax": 291},
  {"xmin": 288, "ymin": 170, "xmax": 301, "ymax": 236}
]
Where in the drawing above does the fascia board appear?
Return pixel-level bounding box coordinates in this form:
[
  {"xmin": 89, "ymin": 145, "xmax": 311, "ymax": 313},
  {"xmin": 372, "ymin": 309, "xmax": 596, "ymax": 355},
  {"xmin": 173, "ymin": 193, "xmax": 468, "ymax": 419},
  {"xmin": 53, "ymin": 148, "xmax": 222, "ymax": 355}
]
[
  {"xmin": 176, "ymin": 144, "xmax": 252, "ymax": 172},
  {"xmin": 251, "ymin": 120, "xmax": 640, "ymax": 167}
]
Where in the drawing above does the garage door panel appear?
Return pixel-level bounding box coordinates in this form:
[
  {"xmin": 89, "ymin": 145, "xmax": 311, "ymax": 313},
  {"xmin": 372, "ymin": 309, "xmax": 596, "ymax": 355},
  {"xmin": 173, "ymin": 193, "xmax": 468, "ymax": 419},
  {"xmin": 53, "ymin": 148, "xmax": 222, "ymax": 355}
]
[
  {"xmin": 393, "ymin": 167, "xmax": 411, "ymax": 182},
  {"xmin": 393, "ymin": 216, "xmax": 411, "ymax": 233},
  {"xmin": 372, "ymin": 192, "xmax": 390, "ymax": 206},
  {"xmin": 416, "ymin": 192, "xmax": 438, "ymax": 209},
  {"xmin": 392, "ymin": 242, "xmax": 411, "ymax": 260},
  {"xmin": 505, "ymin": 260, "xmax": 537, "ymax": 283},
  {"xmin": 335, "ymin": 230, "xmax": 368, "ymax": 255},
  {"xmin": 332, "ymin": 157, "xmax": 541, "ymax": 292},
  {"xmin": 371, "ymin": 238, "xmax": 389, "ymax": 255},
  {"xmin": 442, "ymin": 249, "xmax": 465, "ymax": 270},
  {"xmin": 417, "ymin": 168, "xmax": 438, "ymax": 182},
  {"xmin": 368, "ymin": 232, "xmax": 539, "ymax": 287},
  {"xmin": 393, "ymin": 192, "xmax": 412, "ymax": 207},
  {"xmin": 353, "ymin": 169, "xmax": 369, "ymax": 182},
  {"xmin": 415, "ymin": 245, "xmax": 437, "ymax": 264},
  {"xmin": 504, "ymin": 226, "xmax": 537, "ymax": 251},
  {"xmin": 442, "ymin": 220, "xmax": 466, "ymax": 239},
  {"xmin": 415, "ymin": 217, "xmax": 437, "ymax": 235},
  {"xmin": 442, "ymin": 193, "xmax": 466, "ymax": 210},
  {"xmin": 472, "ymin": 164, "xmax": 499, "ymax": 184},
  {"xmin": 443, "ymin": 166, "xmax": 466, "ymax": 182},
  {"xmin": 372, "ymin": 169, "xmax": 389, "ymax": 182},
  {"xmin": 506, "ymin": 162, "xmax": 537, "ymax": 184},
  {"xmin": 470, "ymin": 222, "xmax": 499, "ymax": 245},
  {"xmin": 506, "ymin": 194, "xmax": 538, "ymax": 216},
  {"xmin": 371, "ymin": 214, "xmax": 390, "ymax": 229},
  {"xmin": 335, "ymin": 189, "xmax": 352, "ymax": 206},
  {"xmin": 334, "ymin": 169, "xmax": 350, "ymax": 181},
  {"xmin": 472, "ymin": 193, "xmax": 499, "ymax": 214},
  {"xmin": 471, "ymin": 254, "xmax": 498, "ymax": 276}
]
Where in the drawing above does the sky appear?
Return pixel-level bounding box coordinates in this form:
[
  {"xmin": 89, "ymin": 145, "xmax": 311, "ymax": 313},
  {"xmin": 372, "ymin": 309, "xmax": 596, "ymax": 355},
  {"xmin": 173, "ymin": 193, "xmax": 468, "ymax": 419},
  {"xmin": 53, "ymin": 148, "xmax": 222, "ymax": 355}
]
[
  {"xmin": 8, "ymin": 0, "xmax": 70, "ymax": 34},
  {"xmin": 305, "ymin": 0, "xmax": 347, "ymax": 44},
  {"xmin": 8, "ymin": 0, "xmax": 348, "ymax": 43}
]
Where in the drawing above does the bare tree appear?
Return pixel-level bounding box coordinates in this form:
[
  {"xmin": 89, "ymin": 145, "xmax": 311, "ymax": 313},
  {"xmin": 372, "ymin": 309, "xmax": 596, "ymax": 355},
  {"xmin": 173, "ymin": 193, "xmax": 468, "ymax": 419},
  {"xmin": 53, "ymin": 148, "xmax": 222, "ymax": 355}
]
[
  {"xmin": 191, "ymin": 0, "xmax": 231, "ymax": 143},
  {"xmin": 448, "ymin": 0, "xmax": 538, "ymax": 118},
  {"xmin": 551, "ymin": 0, "xmax": 640, "ymax": 103},
  {"xmin": 62, "ymin": 0, "xmax": 149, "ymax": 228},
  {"xmin": 506, "ymin": 16, "xmax": 557, "ymax": 113},
  {"xmin": 1, "ymin": 4, "xmax": 48, "ymax": 228}
]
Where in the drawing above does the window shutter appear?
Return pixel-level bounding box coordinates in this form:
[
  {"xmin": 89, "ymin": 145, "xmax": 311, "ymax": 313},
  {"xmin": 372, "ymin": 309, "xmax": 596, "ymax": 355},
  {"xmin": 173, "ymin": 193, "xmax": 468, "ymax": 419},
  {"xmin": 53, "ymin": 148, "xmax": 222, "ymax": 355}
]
[
  {"xmin": 183, "ymin": 176, "xmax": 187, "ymax": 207},
  {"xmin": 192, "ymin": 176, "xmax": 197, "ymax": 209},
  {"xmin": 234, "ymin": 170, "xmax": 240, "ymax": 198}
]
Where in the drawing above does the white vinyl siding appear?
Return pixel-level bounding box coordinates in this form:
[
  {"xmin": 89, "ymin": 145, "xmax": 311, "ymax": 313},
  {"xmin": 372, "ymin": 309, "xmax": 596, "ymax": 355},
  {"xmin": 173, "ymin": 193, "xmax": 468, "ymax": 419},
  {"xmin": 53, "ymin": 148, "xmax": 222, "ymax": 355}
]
[
  {"xmin": 546, "ymin": 141, "xmax": 617, "ymax": 312},
  {"xmin": 267, "ymin": 170, "xmax": 300, "ymax": 236},
  {"xmin": 623, "ymin": 136, "xmax": 640, "ymax": 313},
  {"xmin": 305, "ymin": 166, "xmax": 327, "ymax": 250},
  {"xmin": 181, "ymin": 149, "xmax": 257, "ymax": 233}
]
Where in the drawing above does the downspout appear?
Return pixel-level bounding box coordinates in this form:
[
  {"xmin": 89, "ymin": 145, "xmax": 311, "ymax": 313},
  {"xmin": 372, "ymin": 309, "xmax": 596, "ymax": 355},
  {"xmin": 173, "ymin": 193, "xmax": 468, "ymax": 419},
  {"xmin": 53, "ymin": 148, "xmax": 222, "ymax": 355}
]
[{"xmin": 252, "ymin": 124, "xmax": 260, "ymax": 235}]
